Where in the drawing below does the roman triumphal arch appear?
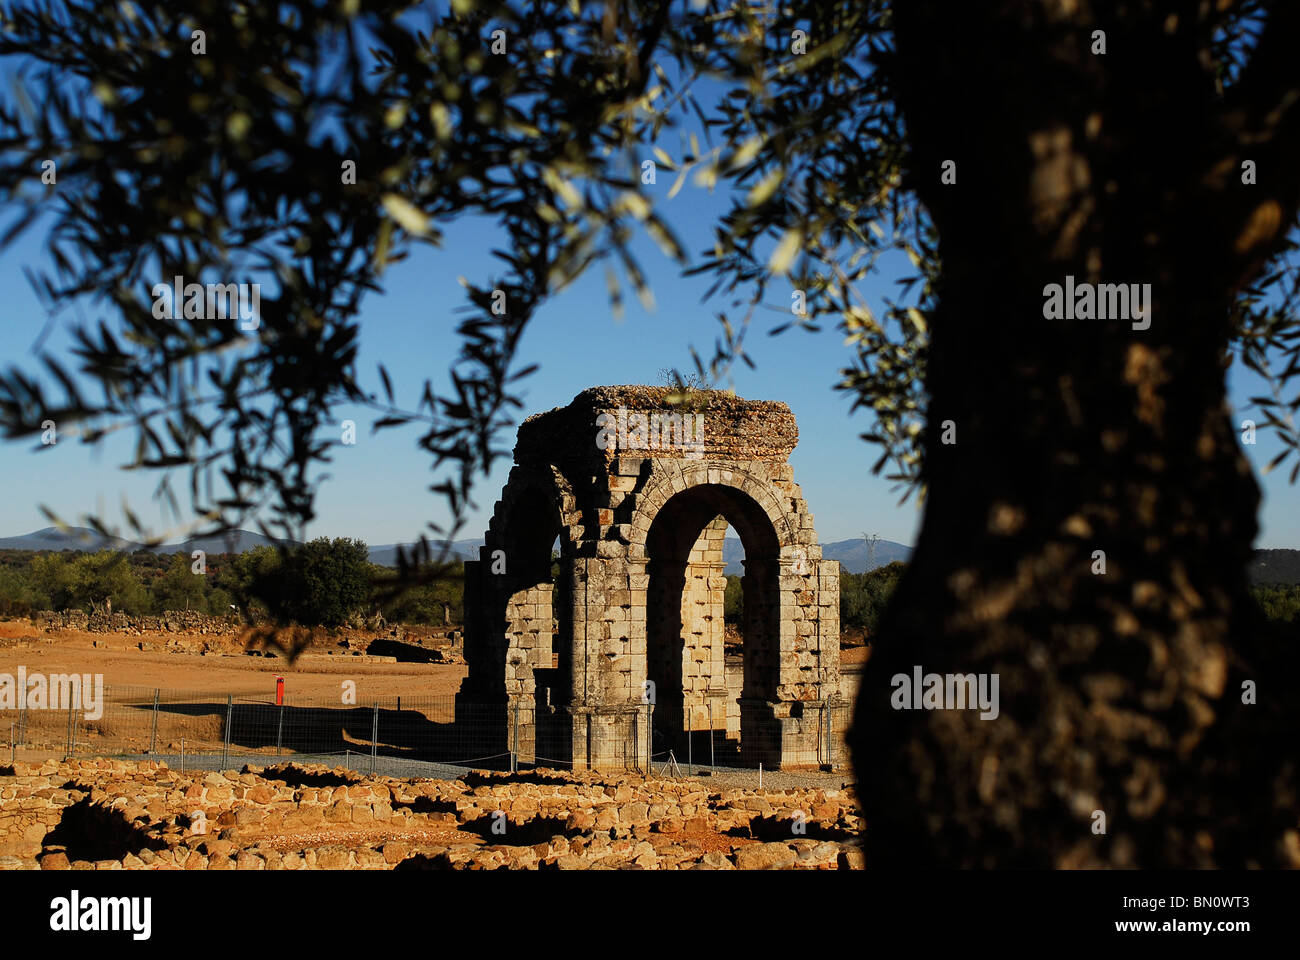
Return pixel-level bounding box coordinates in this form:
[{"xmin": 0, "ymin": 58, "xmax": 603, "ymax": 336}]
[{"xmin": 458, "ymin": 385, "xmax": 840, "ymax": 770}]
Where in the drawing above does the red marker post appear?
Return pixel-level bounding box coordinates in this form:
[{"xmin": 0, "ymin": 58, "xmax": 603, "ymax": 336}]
[{"xmin": 275, "ymin": 676, "xmax": 285, "ymax": 706}]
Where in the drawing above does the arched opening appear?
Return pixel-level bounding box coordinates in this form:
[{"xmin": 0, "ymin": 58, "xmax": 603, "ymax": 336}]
[
  {"xmin": 643, "ymin": 483, "xmax": 782, "ymax": 767},
  {"xmin": 461, "ymin": 481, "xmax": 572, "ymax": 767},
  {"xmin": 504, "ymin": 487, "xmax": 573, "ymax": 765}
]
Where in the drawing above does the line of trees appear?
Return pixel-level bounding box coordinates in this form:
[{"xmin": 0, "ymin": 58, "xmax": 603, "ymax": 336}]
[
  {"xmin": 724, "ymin": 561, "xmax": 909, "ymax": 637},
  {"xmin": 1251, "ymin": 585, "xmax": 1300, "ymax": 624},
  {"xmin": 724, "ymin": 561, "xmax": 1300, "ymax": 637},
  {"xmin": 8, "ymin": 540, "xmax": 1299, "ymax": 632},
  {"xmin": 0, "ymin": 540, "xmax": 464, "ymax": 628}
]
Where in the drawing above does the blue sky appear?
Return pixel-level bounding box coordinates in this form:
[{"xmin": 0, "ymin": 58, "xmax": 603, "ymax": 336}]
[
  {"xmin": 4, "ymin": 183, "xmax": 1299, "ymax": 551},
  {"xmin": 0, "ymin": 177, "xmax": 931, "ymax": 548},
  {"xmin": 1, "ymin": 20, "xmax": 1298, "ymax": 552}
]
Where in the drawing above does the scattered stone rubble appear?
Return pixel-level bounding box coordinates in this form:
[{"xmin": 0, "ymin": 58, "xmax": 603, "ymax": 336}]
[
  {"xmin": 0, "ymin": 758, "xmax": 863, "ymax": 871},
  {"xmin": 18, "ymin": 612, "xmax": 465, "ymax": 662},
  {"xmin": 33, "ymin": 609, "xmax": 244, "ymax": 635}
]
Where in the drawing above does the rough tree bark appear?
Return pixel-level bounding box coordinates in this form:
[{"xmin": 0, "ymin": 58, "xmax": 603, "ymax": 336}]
[{"xmin": 849, "ymin": 2, "xmax": 1300, "ymax": 867}]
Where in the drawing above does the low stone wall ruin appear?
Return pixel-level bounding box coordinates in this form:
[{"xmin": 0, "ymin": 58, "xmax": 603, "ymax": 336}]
[
  {"xmin": 0, "ymin": 759, "xmax": 863, "ymax": 871},
  {"xmin": 31, "ymin": 609, "xmax": 244, "ymax": 635}
]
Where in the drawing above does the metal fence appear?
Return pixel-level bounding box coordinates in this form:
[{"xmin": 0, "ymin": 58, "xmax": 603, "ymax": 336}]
[{"xmin": 1, "ymin": 684, "xmax": 853, "ymax": 782}]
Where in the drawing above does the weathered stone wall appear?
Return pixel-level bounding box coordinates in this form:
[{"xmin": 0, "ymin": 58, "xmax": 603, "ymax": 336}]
[
  {"xmin": 680, "ymin": 518, "xmax": 728, "ymax": 732},
  {"xmin": 839, "ymin": 664, "xmax": 865, "ymax": 703},
  {"xmin": 514, "ymin": 385, "xmax": 800, "ymax": 470},
  {"xmin": 724, "ymin": 654, "xmax": 851, "ymax": 767},
  {"xmin": 462, "ymin": 385, "xmax": 841, "ymax": 771},
  {"xmin": 0, "ymin": 759, "xmax": 863, "ymax": 871},
  {"xmin": 724, "ymin": 653, "xmax": 743, "ymax": 738},
  {"xmin": 32, "ymin": 610, "xmax": 244, "ymax": 635}
]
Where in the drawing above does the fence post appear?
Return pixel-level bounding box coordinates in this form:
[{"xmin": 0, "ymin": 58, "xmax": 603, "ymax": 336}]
[
  {"xmin": 687, "ymin": 704, "xmax": 692, "ymax": 776},
  {"xmin": 222, "ymin": 694, "xmax": 233, "ymax": 769},
  {"xmin": 708, "ymin": 702, "xmax": 715, "ymax": 770},
  {"xmin": 831, "ymin": 704, "xmax": 838, "ymax": 770},
  {"xmin": 646, "ymin": 702, "xmax": 653, "ymax": 777},
  {"xmin": 276, "ymin": 703, "xmax": 285, "ymax": 757},
  {"xmin": 631, "ymin": 709, "xmax": 639, "ymax": 774},
  {"xmin": 824, "ymin": 703, "xmax": 833, "ymax": 770},
  {"xmin": 17, "ymin": 707, "xmax": 25, "ymax": 749},
  {"xmin": 9, "ymin": 723, "xmax": 13, "ymax": 765},
  {"xmin": 66, "ymin": 700, "xmax": 76, "ymax": 758},
  {"xmin": 149, "ymin": 688, "xmax": 160, "ymax": 755},
  {"xmin": 180, "ymin": 737, "xmax": 184, "ymax": 776},
  {"xmin": 511, "ymin": 699, "xmax": 519, "ymax": 774},
  {"xmin": 370, "ymin": 702, "xmax": 379, "ymax": 776}
]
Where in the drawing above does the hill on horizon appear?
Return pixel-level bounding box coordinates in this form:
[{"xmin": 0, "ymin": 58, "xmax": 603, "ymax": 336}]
[
  {"xmin": 5, "ymin": 528, "xmax": 1300, "ymax": 582},
  {"xmin": 0, "ymin": 526, "xmax": 285, "ymax": 555},
  {"xmin": 373, "ymin": 536, "xmax": 916, "ymax": 574},
  {"xmin": 0, "ymin": 526, "xmax": 910, "ymax": 574},
  {"xmin": 0, "ymin": 526, "xmax": 483, "ymax": 566},
  {"xmin": 1250, "ymin": 548, "xmax": 1300, "ymax": 585}
]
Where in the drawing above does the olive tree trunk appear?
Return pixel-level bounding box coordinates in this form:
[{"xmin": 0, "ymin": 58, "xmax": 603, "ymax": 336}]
[{"xmin": 848, "ymin": 2, "xmax": 1300, "ymax": 867}]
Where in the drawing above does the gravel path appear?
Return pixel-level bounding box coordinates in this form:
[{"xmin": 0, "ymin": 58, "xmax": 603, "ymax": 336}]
[
  {"xmin": 643, "ymin": 762, "xmax": 855, "ymax": 792},
  {"xmin": 128, "ymin": 751, "xmax": 492, "ymax": 781},
  {"xmin": 122, "ymin": 751, "xmax": 855, "ymax": 791}
]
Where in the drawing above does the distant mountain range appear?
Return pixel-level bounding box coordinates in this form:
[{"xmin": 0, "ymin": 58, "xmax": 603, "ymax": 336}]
[
  {"xmin": 7, "ymin": 527, "xmax": 1298, "ymax": 581},
  {"xmin": 759, "ymin": 538, "xmax": 912, "ymax": 576},
  {"xmin": 0, "ymin": 526, "xmax": 285, "ymax": 555},
  {"xmin": 377, "ymin": 536, "xmax": 914, "ymax": 573},
  {"xmin": 0, "ymin": 526, "xmax": 484, "ymax": 566},
  {"xmin": 1250, "ymin": 549, "xmax": 1300, "ymax": 585},
  {"xmin": 374, "ymin": 537, "xmax": 915, "ymax": 573},
  {"xmin": 366, "ymin": 540, "xmax": 484, "ymax": 567},
  {"xmin": 0, "ymin": 526, "xmax": 907, "ymax": 574}
]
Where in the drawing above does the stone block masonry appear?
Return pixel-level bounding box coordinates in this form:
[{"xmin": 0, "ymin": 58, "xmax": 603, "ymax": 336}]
[
  {"xmin": 459, "ymin": 386, "xmax": 841, "ymax": 771},
  {"xmin": 0, "ymin": 759, "xmax": 863, "ymax": 871}
]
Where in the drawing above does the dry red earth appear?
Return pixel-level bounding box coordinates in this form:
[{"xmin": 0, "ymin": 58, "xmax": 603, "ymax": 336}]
[{"xmin": 0, "ymin": 619, "xmax": 466, "ymax": 701}]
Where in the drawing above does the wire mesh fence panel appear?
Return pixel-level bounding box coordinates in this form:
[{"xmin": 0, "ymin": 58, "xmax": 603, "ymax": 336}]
[{"xmin": 2, "ymin": 684, "xmax": 855, "ymax": 786}]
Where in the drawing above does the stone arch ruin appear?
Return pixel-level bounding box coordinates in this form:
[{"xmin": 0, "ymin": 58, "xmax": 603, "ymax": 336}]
[{"xmin": 458, "ymin": 386, "xmax": 840, "ymax": 770}]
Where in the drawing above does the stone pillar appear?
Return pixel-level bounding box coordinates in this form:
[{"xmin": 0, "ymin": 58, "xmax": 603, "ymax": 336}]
[
  {"xmin": 565, "ymin": 555, "xmax": 642, "ymax": 770},
  {"xmin": 646, "ymin": 556, "xmax": 685, "ymax": 736},
  {"xmin": 724, "ymin": 653, "xmax": 743, "ymax": 739},
  {"xmin": 455, "ymin": 555, "xmax": 509, "ymax": 754},
  {"xmin": 460, "ymin": 559, "xmax": 487, "ymax": 692},
  {"xmin": 738, "ymin": 553, "xmax": 843, "ymax": 768},
  {"xmin": 816, "ymin": 559, "xmax": 842, "ymax": 691},
  {"xmin": 682, "ymin": 557, "xmax": 728, "ymax": 736},
  {"xmin": 739, "ymin": 556, "xmax": 782, "ymax": 766},
  {"xmin": 504, "ymin": 580, "xmax": 553, "ymax": 763}
]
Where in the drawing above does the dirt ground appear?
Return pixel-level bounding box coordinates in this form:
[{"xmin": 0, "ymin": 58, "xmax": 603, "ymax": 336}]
[
  {"xmin": 0, "ymin": 617, "xmax": 867, "ymax": 697},
  {"xmin": 840, "ymin": 645, "xmax": 870, "ymax": 665},
  {"xmin": 0, "ymin": 619, "xmax": 467, "ymax": 701}
]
